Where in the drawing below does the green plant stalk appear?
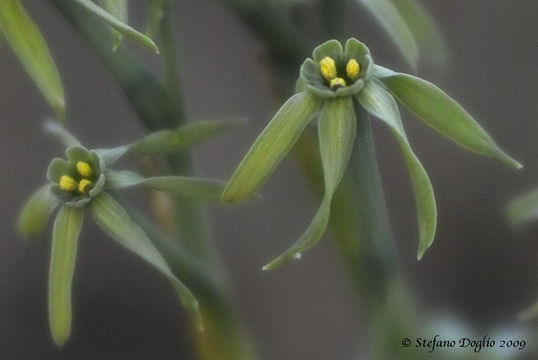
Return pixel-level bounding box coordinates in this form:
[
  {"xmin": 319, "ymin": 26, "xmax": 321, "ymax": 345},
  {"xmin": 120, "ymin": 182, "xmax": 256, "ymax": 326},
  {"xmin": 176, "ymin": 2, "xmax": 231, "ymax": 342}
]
[
  {"xmin": 294, "ymin": 105, "xmax": 423, "ymax": 359},
  {"xmin": 49, "ymin": 2, "xmax": 257, "ymax": 359}
]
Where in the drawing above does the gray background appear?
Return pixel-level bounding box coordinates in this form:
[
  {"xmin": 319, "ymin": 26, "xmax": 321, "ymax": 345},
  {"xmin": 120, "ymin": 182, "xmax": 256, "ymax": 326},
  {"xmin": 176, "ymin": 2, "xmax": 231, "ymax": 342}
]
[{"xmin": 0, "ymin": 1, "xmax": 536, "ymax": 359}]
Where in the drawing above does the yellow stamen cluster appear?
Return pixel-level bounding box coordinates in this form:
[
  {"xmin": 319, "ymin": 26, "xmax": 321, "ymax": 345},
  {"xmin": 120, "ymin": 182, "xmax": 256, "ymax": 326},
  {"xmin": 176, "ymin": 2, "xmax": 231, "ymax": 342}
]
[
  {"xmin": 58, "ymin": 161, "xmax": 95, "ymax": 194},
  {"xmin": 330, "ymin": 77, "xmax": 346, "ymax": 90},
  {"xmin": 78, "ymin": 179, "xmax": 93, "ymax": 194},
  {"xmin": 320, "ymin": 57, "xmax": 337, "ymax": 81},
  {"xmin": 77, "ymin": 161, "xmax": 93, "ymax": 178},
  {"xmin": 319, "ymin": 56, "xmax": 361, "ymax": 90},
  {"xmin": 59, "ymin": 175, "xmax": 77, "ymax": 191},
  {"xmin": 346, "ymin": 59, "xmax": 360, "ymax": 81}
]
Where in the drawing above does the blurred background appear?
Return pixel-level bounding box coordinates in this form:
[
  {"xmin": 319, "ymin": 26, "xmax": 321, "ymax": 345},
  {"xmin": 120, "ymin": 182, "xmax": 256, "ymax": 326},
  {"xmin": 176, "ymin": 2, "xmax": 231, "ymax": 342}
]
[{"xmin": 0, "ymin": 0, "xmax": 536, "ymax": 359}]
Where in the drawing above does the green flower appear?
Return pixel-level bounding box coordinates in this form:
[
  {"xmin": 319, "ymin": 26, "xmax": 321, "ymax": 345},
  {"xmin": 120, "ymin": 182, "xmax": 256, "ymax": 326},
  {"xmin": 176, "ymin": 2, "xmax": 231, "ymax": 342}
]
[
  {"xmin": 222, "ymin": 38, "xmax": 522, "ymax": 270},
  {"xmin": 17, "ymin": 120, "xmax": 239, "ymax": 346}
]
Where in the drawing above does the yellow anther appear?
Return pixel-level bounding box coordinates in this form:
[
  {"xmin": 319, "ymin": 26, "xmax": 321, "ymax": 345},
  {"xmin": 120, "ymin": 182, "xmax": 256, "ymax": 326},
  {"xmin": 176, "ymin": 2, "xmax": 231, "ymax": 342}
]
[
  {"xmin": 59, "ymin": 175, "xmax": 77, "ymax": 192},
  {"xmin": 319, "ymin": 57, "xmax": 337, "ymax": 81},
  {"xmin": 346, "ymin": 59, "xmax": 360, "ymax": 81},
  {"xmin": 330, "ymin": 77, "xmax": 347, "ymax": 90},
  {"xmin": 76, "ymin": 161, "xmax": 93, "ymax": 178},
  {"xmin": 78, "ymin": 179, "xmax": 93, "ymax": 194}
]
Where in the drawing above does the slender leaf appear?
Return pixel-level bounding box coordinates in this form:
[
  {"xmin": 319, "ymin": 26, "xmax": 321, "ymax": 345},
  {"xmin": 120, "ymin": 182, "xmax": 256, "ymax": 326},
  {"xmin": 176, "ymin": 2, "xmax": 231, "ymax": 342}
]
[
  {"xmin": 0, "ymin": 0, "xmax": 65, "ymax": 118},
  {"xmin": 44, "ymin": 121, "xmax": 80, "ymax": 147},
  {"xmin": 89, "ymin": 192, "xmax": 202, "ymax": 329},
  {"xmin": 99, "ymin": 0, "xmax": 128, "ymax": 50},
  {"xmin": 95, "ymin": 119, "xmax": 243, "ymax": 165},
  {"xmin": 105, "ymin": 170, "xmax": 226, "ymax": 201},
  {"xmin": 358, "ymin": 80, "xmax": 436, "ymax": 259},
  {"xmin": 17, "ymin": 185, "xmax": 57, "ymax": 239},
  {"xmin": 263, "ymin": 97, "xmax": 356, "ymax": 270},
  {"xmin": 73, "ymin": 0, "xmax": 159, "ymax": 53},
  {"xmin": 387, "ymin": 0, "xmax": 447, "ymax": 67},
  {"xmin": 506, "ymin": 188, "xmax": 538, "ymax": 226},
  {"xmin": 375, "ymin": 66, "xmax": 523, "ymax": 169},
  {"xmin": 223, "ymin": 91, "xmax": 321, "ymax": 203},
  {"xmin": 48, "ymin": 206, "xmax": 83, "ymax": 346},
  {"xmin": 356, "ymin": 0, "xmax": 419, "ymax": 67}
]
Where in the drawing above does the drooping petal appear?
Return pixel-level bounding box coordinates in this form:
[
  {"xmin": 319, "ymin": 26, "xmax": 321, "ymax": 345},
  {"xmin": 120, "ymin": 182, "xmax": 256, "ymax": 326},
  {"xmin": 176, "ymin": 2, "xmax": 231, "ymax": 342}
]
[
  {"xmin": 375, "ymin": 65, "xmax": 522, "ymax": 169},
  {"xmin": 89, "ymin": 192, "xmax": 202, "ymax": 329},
  {"xmin": 48, "ymin": 206, "xmax": 83, "ymax": 346},
  {"xmin": 223, "ymin": 92, "xmax": 321, "ymax": 203},
  {"xmin": 0, "ymin": 0, "xmax": 65, "ymax": 118},
  {"xmin": 105, "ymin": 170, "xmax": 226, "ymax": 202},
  {"xmin": 263, "ymin": 97, "xmax": 356, "ymax": 270},
  {"xmin": 358, "ymin": 80, "xmax": 436, "ymax": 259},
  {"xmin": 355, "ymin": 0, "xmax": 419, "ymax": 67},
  {"xmin": 73, "ymin": 0, "xmax": 159, "ymax": 53},
  {"xmin": 17, "ymin": 185, "xmax": 58, "ymax": 239}
]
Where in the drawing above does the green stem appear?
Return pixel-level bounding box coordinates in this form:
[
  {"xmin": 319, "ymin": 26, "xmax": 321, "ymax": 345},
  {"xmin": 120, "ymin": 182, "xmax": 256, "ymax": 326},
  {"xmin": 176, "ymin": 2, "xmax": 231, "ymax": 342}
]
[{"xmin": 221, "ymin": 0, "xmax": 306, "ymax": 66}]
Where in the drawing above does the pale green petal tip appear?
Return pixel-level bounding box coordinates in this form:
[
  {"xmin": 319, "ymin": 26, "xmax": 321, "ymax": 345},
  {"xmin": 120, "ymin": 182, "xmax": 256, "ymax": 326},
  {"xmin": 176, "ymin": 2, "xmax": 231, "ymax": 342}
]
[
  {"xmin": 51, "ymin": 327, "xmax": 70, "ymax": 347},
  {"xmin": 490, "ymin": 146, "xmax": 523, "ymax": 169},
  {"xmin": 262, "ymin": 252, "xmax": 302, "ymax": 271}
]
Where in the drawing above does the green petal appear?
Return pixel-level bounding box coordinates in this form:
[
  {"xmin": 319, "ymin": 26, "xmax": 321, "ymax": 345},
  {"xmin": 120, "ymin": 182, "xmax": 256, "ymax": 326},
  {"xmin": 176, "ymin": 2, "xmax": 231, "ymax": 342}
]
[
  {"xmin": 73, "ymin": 0, "xmax": 159, "ymax": 53},
  {"xmin": 44, "ymin": 121, "xmax": 80, "ymax": 147},
  {"xmin": 65, "ymin": 145, "xmax": 93, "ymax": 165},
  {"xmin": 263, "ymin": 97, "xmax": 356, "ymax": 270},
  {"xmin": 358, "ymin": 80, "xmax": 437, "ymax": 259},
  {"xmin": 223, "ymin": 92, "xmax": 321, "ymax": 203},
  {"xmin": 0, "ymin": 0, "xmax": 65, "ymax": 118},
  {"xmin": 49, "ymin": 206, "xmax": 83, "ymax": 346},
  {"xmin": 105, "ymin": 170, "xmax": 226, "ymax": 202},
  {"xmin": 47, "ymin": 158, "xmax": 72, "ymax": 183},
  {"xmin": 89, "ymin": 192, "xmax": 202, "ymax": 329},
  {"xmin": 355, "ymin": 0, "xmax": 419, "ymax": 67},
  {"xmin": 17, "ymin": 185, "xmax": 58, "ymax": 239},
  {"xmin": 312, "ymin": 39, "xmax": 344, "ymax": 64},
  {"xmin": 386, "ymin": 0, "xmax": 447, "ymax": 67},
  {"xmin": 506, "ymin": 188, "xmax": 538, "ymax": 226},
  {"xmin": 99, "ymin": 0, "xmax": 128, "ymax": 50},
  {"xmin": 375, "ymin": 66, "xmax": 523, "ymax": 169}
]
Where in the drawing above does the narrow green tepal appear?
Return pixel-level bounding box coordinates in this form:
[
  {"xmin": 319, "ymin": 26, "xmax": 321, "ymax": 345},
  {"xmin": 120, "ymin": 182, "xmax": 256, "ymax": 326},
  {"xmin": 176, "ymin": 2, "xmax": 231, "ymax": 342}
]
[
  {"xmin": 104, "ymin": 169, "xmax": 227, "ymax": 202},
  {"xmin": 223, "ymin": 92, "xmax": 321, "ymax": 203},
  {"xmin": 73, "ymin": 0, "xmax": 159, "ymax": 53},
  {"xmin": 17, "ymin": 185, "xmax": 57, "ymax": 239},
  {"xmin": 375, "ymin": 67, "xmax": 522, "ymax": 169},
  {"xmin": 0, "ymin": 0, "xmax": 65, "ymax": 119},
  {"xmin": 357, "ymin": 80, "xmax": 437, "ymax": 260},
  {"xmin": 263, "ymin": 98, "xmax": 356, "ymax": 270},
  {"xmin": 48, "ymin": 206, "xmax": 83, "ymax": 346},
  {"xmin": 88, "ymin": 192, "xmax": 202, "ymax": 329}
]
